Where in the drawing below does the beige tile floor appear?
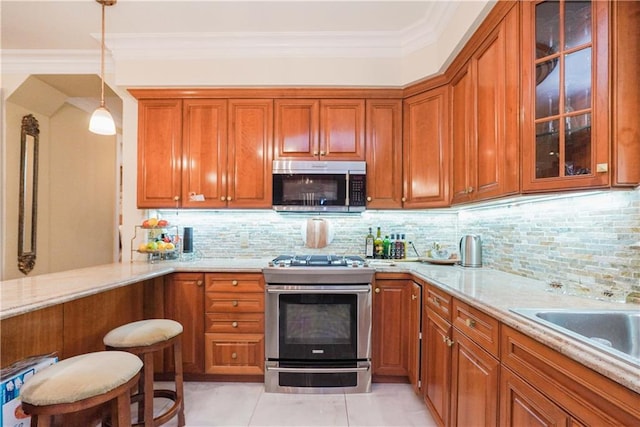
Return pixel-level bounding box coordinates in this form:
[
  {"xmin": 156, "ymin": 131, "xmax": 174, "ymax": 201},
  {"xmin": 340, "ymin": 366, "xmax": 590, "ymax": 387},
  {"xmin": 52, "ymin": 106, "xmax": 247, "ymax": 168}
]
[{"xmin": 156, "ymin": 381, "xmax": 438, "ymax": 427}]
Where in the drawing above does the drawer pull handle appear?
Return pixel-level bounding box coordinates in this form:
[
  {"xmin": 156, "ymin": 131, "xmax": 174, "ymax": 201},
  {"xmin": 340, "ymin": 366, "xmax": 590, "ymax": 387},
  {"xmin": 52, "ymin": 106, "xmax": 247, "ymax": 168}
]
[
  {"xmin": 232, "ymin": 280, "xmax": 238, "ymax": 286},
  {"xmin": 232, "ymin": 300, "xmax": 239, "ymax": 307},
  {"xmin": 231, "ymin": 352, "xmax": 237, "ymax": 359},
  {"xmin": 232, "ymin": 321, "xmax": 238, "ymax": 328},
  {"xmin": 466, "ymin": 318, "xmax": 476, "ymax": 328},
  {"xmin": 432, "ymin": 297, "xmax": 440, "ymax": 306},
  {"xmin": 446, "ymin": 337, "xmax": 454, "ymax": 347}
]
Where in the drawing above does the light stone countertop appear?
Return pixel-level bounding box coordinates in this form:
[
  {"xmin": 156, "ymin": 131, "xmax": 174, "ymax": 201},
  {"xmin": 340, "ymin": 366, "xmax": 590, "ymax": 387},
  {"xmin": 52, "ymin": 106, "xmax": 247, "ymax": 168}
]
[{"xmin": 1, "ymin": 258, "xmax": 638, "ymax": 393}]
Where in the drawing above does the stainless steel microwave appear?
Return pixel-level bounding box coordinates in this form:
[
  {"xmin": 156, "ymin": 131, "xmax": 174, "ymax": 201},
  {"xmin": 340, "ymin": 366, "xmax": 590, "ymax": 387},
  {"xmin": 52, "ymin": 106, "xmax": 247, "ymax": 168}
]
[{"xmin": 272, "ymin": 160, "xmax": 366, "ymax": 212}]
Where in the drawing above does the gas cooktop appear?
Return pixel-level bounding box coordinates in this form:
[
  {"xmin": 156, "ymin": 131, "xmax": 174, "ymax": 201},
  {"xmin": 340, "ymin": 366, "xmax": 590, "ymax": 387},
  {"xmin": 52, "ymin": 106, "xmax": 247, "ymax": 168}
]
[{"xmin": 269, "ymin": 254, "xmax": 366, "ymax": 267}]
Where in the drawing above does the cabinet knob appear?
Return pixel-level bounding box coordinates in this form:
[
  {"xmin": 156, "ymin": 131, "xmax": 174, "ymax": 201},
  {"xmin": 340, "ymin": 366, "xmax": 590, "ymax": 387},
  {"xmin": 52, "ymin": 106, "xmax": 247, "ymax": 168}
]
[
  {"xmin": 232, "ymin": 321, "xmax": 238, "ymax": 328},
  {"xmin": 227, "ymin": 196, "xmax": 232, "ymax": 202},
  {"xmin": 411, "ymin": 294, "xmax": 417, "ymax": 300},
  {"xmin": 173, "ymin": 196, "xmax": 180, "ymax": 201},
  {"xmin": 375, "ymin": 288, "xmax": 380, "ymax": 294},
  {"xmin": 220, "ymin": 196, "xmax": 226, "ymax": 201},
  {"xmin": 313, "ymin": 151, "xmax": 319, "ymax": 156},
  {"xmin": 320, "ymin": 151, "xmax": 326, "ymax": 156},
  {"xmin": 467, "ymin": 186, "xmax": 474, "ymax": 194},
  {"xmin": 446, "ymin": 337, "xmax": 454, "ymax": 347},
  {"xmin": 401, "ymin": 197, "xmax": 406, "ymax": 202},
  {"xmin": 231, "ymin": 352, "xmax": 238, "ymax": 359},
  {"xmin": 196, "ymin": 280, "xmax": 203, "ymax": 287},
  {"xmin": 232, "ymin": 280, "xmax": 238, "ymax": 286},
  {"xmin": 432, "ymin": 297, "xmax": 440, "ymax": 306},
  {"xmin": 232, "ymin": 300, "xmax": 239, "ymax": 307},
  {"xmin": 367, "ymin": 196, "xmax": 372, "ymax": 202},
  {"xmin": 465, "ymin": 318, "xmax": 476, "ymax": 328}
]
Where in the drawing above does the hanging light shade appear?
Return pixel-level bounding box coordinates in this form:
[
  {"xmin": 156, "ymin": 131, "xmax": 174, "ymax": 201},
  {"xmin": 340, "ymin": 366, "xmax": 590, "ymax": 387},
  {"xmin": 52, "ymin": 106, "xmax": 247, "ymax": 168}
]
[{"xmin": 89, "ymin": 0, "xmax": 117, "ymax": 136}]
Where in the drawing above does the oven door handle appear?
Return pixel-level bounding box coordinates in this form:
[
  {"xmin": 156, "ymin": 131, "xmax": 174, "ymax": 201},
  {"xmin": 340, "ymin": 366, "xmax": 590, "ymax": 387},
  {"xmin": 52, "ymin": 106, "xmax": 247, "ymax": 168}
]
[
  {"xmin": 266, "ymin": 288, "xmax": 370, "ymax": 294},
  {"xmin": 265, "ymin": 366, "xmax": 370, "ymax": 373}
]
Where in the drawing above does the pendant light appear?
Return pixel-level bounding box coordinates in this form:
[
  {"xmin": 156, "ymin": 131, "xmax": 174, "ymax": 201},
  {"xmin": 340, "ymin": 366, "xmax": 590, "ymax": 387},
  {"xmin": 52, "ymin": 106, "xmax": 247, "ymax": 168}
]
[{"xmin": 89, "ymin": 0, "xmax": 117, "ymax": 135}]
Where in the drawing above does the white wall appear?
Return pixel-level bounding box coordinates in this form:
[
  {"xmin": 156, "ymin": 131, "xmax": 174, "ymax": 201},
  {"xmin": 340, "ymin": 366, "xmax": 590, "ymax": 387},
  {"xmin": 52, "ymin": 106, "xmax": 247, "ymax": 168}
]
[{"xmin": 2, "ymin": 78, "xmax": 118, "ymax": 280}]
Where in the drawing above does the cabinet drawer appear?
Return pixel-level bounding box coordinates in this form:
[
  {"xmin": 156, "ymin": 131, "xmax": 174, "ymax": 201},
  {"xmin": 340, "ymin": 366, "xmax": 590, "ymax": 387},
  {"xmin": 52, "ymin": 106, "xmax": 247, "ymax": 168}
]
[
  {"xmin": 205, "ymin": 273, "xmax": 264, "ymax": 293},
  {"xmin": 206, "ymin": 292, "xmax": 264, "ymax": 313},
  {"xmin": 452, "ymin": 299, "xmax": 499, "ymax": 357},
  {"xmin": 204, "ymin": 333, "xmax": 264, "ymax": 375},
  {"xmin": 425, "ymin": 284, "xmax": 452, "ymax": 321},
  {"xmin": 206, "ymin": 312, "xmax": 264, "ymax": 334}
]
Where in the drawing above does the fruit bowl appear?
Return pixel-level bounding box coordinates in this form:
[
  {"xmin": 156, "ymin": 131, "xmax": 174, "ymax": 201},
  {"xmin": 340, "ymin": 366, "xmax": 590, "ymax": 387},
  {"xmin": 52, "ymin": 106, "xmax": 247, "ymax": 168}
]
[
  {"xmin": 141, "ymin": 218, "xmax": 169, "ymax": 229},
  {"xmin": 137, "ymin": 248, "xmax": 177, "ymax": 255}
]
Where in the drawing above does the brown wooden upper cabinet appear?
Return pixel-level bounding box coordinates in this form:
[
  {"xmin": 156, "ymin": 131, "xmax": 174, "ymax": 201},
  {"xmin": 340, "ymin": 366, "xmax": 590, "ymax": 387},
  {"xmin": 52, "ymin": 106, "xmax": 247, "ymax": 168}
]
[
  {"xmin": 135, "ymin": 96, "xmax": 273, "ymax": 209},
  {"xmin": 450, "ymin": 3, "xmax": 519, "ymax": 205},
  {"xmin": 521, "ymin": 0, "xmax": 609, "ymax": 192},
  {"xmin": 365, "ymin": 99, "xmax": 403, "ymax": 209},
  {"xmin": 274, "ymin": 99, "xmax": 365, "ymax": 160},
  {"xmin": 136, "ymin": 99, "xmax": 183, "ymax": 208},
  {"xmin": 402, "ymin": 86, "xmax": 450, "ymax": 208}
]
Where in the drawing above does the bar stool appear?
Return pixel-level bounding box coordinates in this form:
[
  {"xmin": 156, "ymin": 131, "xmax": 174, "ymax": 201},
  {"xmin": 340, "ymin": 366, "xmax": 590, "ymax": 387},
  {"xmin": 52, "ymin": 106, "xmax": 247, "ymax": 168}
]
[
  {"xmin": 20, "ymin": 351, "xmax": 142, "ymax": 427},
  {"xmin": 104, "ymin": 319, "xmax": 185, "ymax": 427}
]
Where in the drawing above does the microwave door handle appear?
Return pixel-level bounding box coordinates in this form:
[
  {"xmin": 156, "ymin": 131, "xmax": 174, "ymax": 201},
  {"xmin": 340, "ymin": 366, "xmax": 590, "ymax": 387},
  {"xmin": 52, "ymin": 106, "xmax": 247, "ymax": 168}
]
[{"xmin": 345, "ymin": 171, "xmax": 350, "ymax": 206}]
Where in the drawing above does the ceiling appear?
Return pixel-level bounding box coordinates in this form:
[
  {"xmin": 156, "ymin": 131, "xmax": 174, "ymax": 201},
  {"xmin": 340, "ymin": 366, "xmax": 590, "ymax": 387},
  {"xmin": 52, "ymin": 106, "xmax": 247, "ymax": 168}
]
[
  {"xmin": 1, "ymin": 1, "xmax": 489, "ymax": 52},
  {"xmin": 2, "ymin": 1, "xmax": 493, "ymax": 106}
]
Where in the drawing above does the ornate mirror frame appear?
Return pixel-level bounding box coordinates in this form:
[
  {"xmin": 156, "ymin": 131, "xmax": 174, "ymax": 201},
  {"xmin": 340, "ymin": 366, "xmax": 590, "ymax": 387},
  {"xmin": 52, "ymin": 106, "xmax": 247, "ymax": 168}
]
[{"xmin": 18, "ymin": 114, "xmax": 40, "ymax": 275}]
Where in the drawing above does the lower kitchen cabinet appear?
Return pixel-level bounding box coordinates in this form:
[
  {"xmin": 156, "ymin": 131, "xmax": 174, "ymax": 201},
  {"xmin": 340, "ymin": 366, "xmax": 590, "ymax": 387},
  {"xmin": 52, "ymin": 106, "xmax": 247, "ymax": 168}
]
[
  {"xmin": 501, "ymin": 325, "xmax": 640, "ymax": 426},
  {"xmin": 422, "ymin": 284, "xmax": 500, "ymax": 427},
  {"xmin": 372, "ymin": 275, "xmax": 411, "ymax": 378},
  {"xmin": 204, "ymin": 273, "xmax": 265, "ymax": 376},
  {"xmin": 407, "ymin": 281, "xmax": 423, "ymax": 393},
  {"xmin": 423, "ymin": 307, "xmax": 452, "ymax": 427},
  {"xmin": 204, "ymin": 333, "xmax": 264, "ymax": 375},
  {"xmin": 500, "ymin": 366, "xmax": 571, "ymax": 427},
  {"xmin": 450, "ymin": 329, "xmax": 499, "ymax": 427},
  {"xmin": 164, "ymin": 272, "xmax": 205, "ymax": 374}
]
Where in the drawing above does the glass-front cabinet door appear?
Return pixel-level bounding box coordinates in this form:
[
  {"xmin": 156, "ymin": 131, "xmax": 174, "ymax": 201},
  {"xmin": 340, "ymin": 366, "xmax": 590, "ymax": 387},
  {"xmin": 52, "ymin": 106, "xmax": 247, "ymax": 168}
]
[{"xmin": 522, "ymin": 0, "xmax": 609, "ymax": 192}]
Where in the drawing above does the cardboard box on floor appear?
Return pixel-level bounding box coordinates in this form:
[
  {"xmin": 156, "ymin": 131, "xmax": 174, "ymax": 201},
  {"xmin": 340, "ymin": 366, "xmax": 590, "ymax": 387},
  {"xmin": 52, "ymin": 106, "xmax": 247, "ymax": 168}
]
[{"xmin": 1, "ymin": 354, "xmax": 58, "ymax": 427}]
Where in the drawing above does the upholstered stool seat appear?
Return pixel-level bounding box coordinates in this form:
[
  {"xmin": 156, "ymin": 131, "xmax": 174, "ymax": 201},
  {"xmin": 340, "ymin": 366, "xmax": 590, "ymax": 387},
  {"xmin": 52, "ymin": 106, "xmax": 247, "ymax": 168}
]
[
  {"xmin": 21, "ymin": 351, "xmax": 142, "ymax": 426},
  {"xmin": 104, "ymin": 319, "xmax": 185, "ymax": 427}
]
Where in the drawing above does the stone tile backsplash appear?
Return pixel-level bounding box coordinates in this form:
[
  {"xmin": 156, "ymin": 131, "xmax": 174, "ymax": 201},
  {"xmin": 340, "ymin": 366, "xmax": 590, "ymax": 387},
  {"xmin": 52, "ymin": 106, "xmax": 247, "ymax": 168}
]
[{"xmin": 154, "ymin": 188, "xmax": 639, "ymax": 298}]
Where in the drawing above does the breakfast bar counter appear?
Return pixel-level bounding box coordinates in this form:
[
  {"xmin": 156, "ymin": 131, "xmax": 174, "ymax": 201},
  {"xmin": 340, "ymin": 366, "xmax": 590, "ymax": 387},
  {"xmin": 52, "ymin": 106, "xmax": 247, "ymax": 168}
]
[{"xmin": 1, "ymin": 259, "xmax": 638, "ymax": 396}]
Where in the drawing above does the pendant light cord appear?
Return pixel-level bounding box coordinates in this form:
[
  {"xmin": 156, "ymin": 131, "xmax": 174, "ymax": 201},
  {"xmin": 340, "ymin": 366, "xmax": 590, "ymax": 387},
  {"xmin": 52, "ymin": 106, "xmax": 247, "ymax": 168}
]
[{"xmin": 100, "ymin": 1, "xmax": 106, "ymax": 108}]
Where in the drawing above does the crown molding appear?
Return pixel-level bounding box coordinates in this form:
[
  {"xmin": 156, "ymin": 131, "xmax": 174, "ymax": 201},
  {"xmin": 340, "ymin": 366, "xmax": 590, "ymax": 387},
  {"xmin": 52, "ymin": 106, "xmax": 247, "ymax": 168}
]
[
  {"xmin": 1, "ymin": 3, "xmax": 459, "ymax": 69},
  {"xmin": 1, "ymin": 50, "xmax": 113, "ymax": 75},
  {"xmin": 103, "ymin": 30, "xmax": 416, "ymax": 60}
]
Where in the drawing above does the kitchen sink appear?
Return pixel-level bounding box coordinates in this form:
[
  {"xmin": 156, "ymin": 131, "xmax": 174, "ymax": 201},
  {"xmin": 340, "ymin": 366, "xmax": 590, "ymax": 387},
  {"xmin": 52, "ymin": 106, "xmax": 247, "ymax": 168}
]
[{"xmin": 510, "ymin": 309, "xmax": 640, "ymax": 368}]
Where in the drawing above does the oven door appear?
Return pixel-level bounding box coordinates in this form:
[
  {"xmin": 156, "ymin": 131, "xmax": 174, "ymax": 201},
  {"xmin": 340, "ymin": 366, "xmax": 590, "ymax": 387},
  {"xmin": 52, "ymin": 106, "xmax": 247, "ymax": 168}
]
[{"xmin": 265, "ymin": 285, "xmax": 371, "ymax": 361}]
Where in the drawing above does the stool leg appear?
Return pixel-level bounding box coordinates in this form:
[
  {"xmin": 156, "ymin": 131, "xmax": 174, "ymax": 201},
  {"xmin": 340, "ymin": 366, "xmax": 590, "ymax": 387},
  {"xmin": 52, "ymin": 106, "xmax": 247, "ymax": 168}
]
[
  {"xmin": 113, "ymin": 389, "xmax": 132, "ymax": 427},
  {"xmin": 174, "ymin": 338, "xmax": 185, "ymax": 427},
  {"xmin": 142, "ymin": 352, "xmax": 155, "ymax": 427},
  {"xmin": 31, "ymin": 415, "xmax": 51, "ymax": 427}
]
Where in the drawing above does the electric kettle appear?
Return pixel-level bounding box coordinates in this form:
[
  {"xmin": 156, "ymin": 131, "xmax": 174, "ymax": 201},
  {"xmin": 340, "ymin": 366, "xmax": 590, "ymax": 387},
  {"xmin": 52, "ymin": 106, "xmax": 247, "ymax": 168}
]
[{"xmin": 459, "ymin": 235, "xmax": 482, "ymax": 267}]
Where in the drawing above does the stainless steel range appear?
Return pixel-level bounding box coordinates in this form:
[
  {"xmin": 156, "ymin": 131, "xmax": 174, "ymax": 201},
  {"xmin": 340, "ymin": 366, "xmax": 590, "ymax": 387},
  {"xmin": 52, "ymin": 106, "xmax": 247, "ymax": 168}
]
[{"xmin": 263, "ymin": 255, "xmax": 374, "ymax": 394}]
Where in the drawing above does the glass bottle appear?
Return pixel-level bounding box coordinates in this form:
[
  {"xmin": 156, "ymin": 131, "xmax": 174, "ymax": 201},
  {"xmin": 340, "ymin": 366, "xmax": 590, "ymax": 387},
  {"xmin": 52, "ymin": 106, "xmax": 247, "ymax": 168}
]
[
  {"xmin": 365, "ymin": 227, "xmax": 375, "ymax": 259},
  {"xmin": 389, "ymin": 234, "xmax": 396, "ymax": 259},
  {"xmin": 374, "ymin": 227, "xmax": 384, "ymax": 259},
  {"xmin": 383, "ymin": 235, "xmax": 391, "ymax": 259}
]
